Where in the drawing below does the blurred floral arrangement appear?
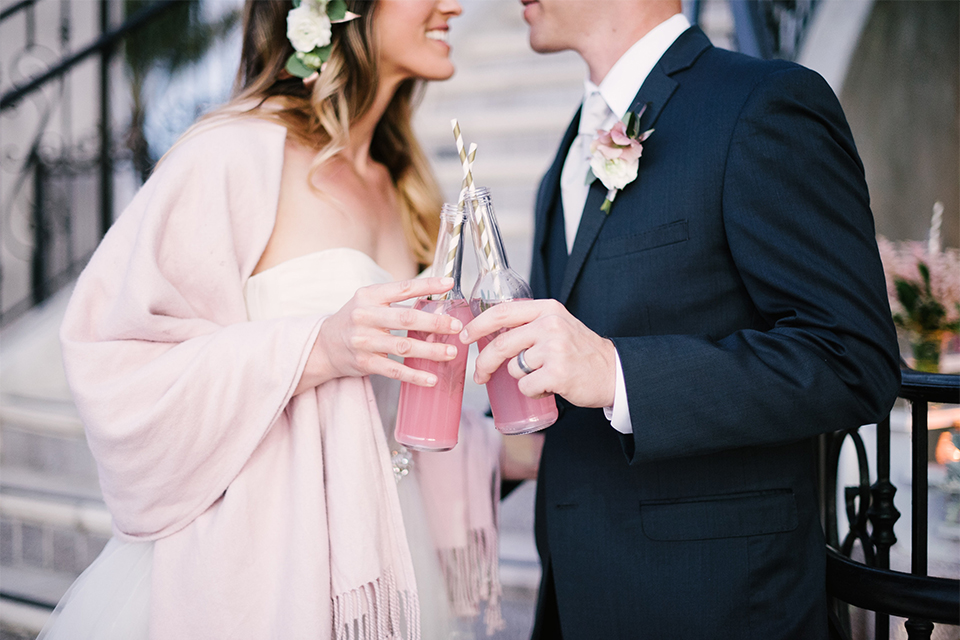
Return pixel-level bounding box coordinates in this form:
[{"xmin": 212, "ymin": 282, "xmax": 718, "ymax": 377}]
[{"xmin": 877, "ymin": 202, "xmax": 960, "ymax": 373}]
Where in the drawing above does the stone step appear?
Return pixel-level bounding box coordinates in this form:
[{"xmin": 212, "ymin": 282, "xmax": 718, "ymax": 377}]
[
  {"xmin": 1, "ymin": 393, "xmax": 98, "ymax": 488},
  {"xmin": 423, "ymin": 54, "xmax": 584, "ymax": 100},
  {"xmin": 414, "ymin": 104, "xmax": 576, "ymax": 157},
  {"xmin": 0, "ymin": 486, "xmax": 112, "ymax": 607},
  {"xmin": 0, "ymin": 566, "xmax": 74, "ymax": 611},
  {"xmin": 0, "ymin": 597, "xmax": 51, "ymax": 640},
  {"xmin": 0, "ymin": 394, "xmax": 83, "ymax": 439},
  {"xmin": 1, "ymin": 465, "xmax": 102, "ymax": 504},
  {"xmin": 432, "ymin": 154, "xmax": 552, "ymax": 196}
]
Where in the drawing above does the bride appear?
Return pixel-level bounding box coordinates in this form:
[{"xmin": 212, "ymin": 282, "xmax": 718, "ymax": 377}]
[{"xmin": 46, "ymin": 0, "xmax": 505, "ymax": 638}]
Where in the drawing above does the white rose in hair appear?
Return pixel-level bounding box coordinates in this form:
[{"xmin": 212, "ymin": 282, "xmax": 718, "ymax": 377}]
[{"xmin": 287, "ymin": 5, "xmax": 332, "ymax": 53}]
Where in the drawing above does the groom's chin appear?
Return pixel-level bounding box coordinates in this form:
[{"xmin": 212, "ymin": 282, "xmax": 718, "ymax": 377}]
[
  {"xmin": 521, "ymin": 1, "xmax": 571, "ymax": 54},
  {"xmin": 527, "ymin": 32, "xmax": 568, "ymax": 55}
]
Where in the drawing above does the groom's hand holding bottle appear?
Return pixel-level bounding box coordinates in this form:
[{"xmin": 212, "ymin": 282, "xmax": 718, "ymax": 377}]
[{"xmin": 460, "ymin": 298, "xmax": 617, "ymax": 411}]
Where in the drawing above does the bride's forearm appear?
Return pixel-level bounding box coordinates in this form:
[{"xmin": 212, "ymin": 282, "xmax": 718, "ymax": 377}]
[{"xmin": 293, "ymin": 322, "xmax": 339, "ymax": 395}]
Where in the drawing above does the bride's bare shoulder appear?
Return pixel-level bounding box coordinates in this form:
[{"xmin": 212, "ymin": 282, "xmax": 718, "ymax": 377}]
[{"xmin": 160, "ymin": 116, "xmax": 286, "ymax": 178}]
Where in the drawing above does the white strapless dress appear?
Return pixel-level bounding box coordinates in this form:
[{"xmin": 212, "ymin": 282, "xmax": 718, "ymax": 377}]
[{"xmin": 39, "ymin": 249, "xmax": 456, "ymax": 639}]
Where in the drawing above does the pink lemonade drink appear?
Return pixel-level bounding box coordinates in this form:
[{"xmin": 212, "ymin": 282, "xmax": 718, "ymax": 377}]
[
  {"xmin": 465, "ymin": 188, "xmax": 556, "ymax": 435},
  {"xmin": 395, "ymin": 299, "xmax": 473, "ymax": 451},
  {"xmin": 477, "ymin": 301, "xmax": 559, "ymax": 435}
]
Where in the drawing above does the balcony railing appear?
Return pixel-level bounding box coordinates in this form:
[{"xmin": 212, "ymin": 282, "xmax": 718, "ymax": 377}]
[
  {"xmin": 0, "ymin": 0, "xmax": 180, "ymax": 324},
  {"xmin": 821, "ymin": 369, "xmax": 960, "ymax": 640}
]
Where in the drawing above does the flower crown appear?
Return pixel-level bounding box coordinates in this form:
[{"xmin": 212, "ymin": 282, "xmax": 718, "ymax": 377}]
[{"xmin": 286, "ymin": 0, "xmax": 360, "ymax": 79}]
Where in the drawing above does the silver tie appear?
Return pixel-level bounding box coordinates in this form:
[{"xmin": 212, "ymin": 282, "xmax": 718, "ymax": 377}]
[{"xmin": 560, "ymin": 90, "xmax": 615, "ymax": 253}]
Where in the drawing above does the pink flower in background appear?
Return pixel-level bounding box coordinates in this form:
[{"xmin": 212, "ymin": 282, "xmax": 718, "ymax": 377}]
[{"xmin": 877, "ymin": 234, "xmax": 960, "ymax": 330}]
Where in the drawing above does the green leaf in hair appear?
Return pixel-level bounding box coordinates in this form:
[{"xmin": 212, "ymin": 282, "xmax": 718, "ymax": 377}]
[
  {"xmin": 285, "ymin": 53, "xmax": 314, "ymax": 78},
  {"xmin": 327, "ymin": 0, "xmax": 347, "ymax": 22}
]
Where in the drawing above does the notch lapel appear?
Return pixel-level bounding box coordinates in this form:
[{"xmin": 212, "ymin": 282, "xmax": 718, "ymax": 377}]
[
  {"xmin": 556, "ymin": 68, "xmax": 679, "ymax": 305},
  {"xmin": 555, "ymin": 27, "xmax": 711, "ymax": 305}
]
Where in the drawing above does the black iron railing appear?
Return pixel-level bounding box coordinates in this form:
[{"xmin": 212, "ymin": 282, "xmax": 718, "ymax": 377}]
[
  {"xmin": 1, "ymin": 0, "xmax": 178, "ymax": 111},
  {"xmin": 0, "ymin": 0, "xmax": 179, "ymax": 324},
  {"xmin": 822, "ymin": 369, "xmax": 960, "ymax": 640}
]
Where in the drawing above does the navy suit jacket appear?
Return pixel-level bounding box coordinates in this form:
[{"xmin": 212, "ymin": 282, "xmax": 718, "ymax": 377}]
[{"xmin": 528, "ymin": 28, "xmax": 900, "ymax": 639}]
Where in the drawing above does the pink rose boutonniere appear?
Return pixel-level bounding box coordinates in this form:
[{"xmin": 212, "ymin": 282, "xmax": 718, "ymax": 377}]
[{"xmin": 586, "ymin": 105, "xmax": 654, "ymax": 214}]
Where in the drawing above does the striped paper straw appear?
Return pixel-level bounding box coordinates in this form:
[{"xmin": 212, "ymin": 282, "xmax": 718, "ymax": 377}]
[
  {"xmin": 452, "ymin": 120, "xmax": 474, "ymax": 194},
  {"xmin": 471, "ymin": 186, "xmax": 494, "ymax": 269},
  {"xmin": 441, "ymin": 144, "xmax": 474, "ymax": 280},
  {"xmin": 461, "ymin": 143, "xmax": 477, "ymax": 197},
  {"xmin": 451, "ymin": 120, "xmax": 493, "ymax": 268}
]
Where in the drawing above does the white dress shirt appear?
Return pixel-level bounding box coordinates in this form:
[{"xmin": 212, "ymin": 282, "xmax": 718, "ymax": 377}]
[{"xmin": 557, "ymin": 13, "xmax": 691, "ymax": 434}]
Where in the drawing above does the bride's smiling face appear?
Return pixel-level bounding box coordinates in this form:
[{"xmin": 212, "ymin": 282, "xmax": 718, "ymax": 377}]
[{"xmin": 376, "ymin": 0, "xmax": 463, "ymax": 84}]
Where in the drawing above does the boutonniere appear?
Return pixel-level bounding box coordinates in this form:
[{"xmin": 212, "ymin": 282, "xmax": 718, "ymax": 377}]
[
  {"xmin": 285, "ymin": 0, "xmax": 360, "ymax": 79},
  {"xmin": 586, "ymin": 105, "xmax": 654, "ymax": 214}
]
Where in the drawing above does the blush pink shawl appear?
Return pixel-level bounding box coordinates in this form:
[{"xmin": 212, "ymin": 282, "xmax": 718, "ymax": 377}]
[{"xmin": 59, "ymin": 118, "xmax": 502, "ymax": 638}]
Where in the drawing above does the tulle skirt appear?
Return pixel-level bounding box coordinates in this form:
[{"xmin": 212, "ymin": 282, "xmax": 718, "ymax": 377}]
[
  {"xmin": 37, "ymin": 469, "xmax": 457, "ymax": 639},
  {"xmin": 37, "ymin": 538, "xmax": 152, "ymax": 640}
]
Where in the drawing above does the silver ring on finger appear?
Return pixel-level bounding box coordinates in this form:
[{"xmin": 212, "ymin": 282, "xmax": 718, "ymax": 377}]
[{"xmin": 517, "ymin": 348, "xmax": 535, "ymax": 376}]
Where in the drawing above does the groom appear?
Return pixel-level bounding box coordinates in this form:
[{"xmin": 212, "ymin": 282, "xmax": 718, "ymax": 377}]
[{"xmin": 460, "ymin": 0, "xmax": 901, "ymax": 638}]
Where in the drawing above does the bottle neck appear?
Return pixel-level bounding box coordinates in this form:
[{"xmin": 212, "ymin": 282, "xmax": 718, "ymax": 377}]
[
  {"xmin": 467, "ymin": 188, "xmax": 509, "ymax": 273},
  {"xmin": 430, "ymin": 205, "xmax": 466, "ymax": 300}
]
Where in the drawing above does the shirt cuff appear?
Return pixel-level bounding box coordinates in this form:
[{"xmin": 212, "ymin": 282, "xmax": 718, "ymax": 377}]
[{"xmin": 602, "ymin": 348, "xmax": 633, "ymax": 434}]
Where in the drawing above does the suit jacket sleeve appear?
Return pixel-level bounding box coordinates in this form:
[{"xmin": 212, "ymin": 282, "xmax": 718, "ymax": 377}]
[{"xmin": 611, "ymin": 66, "xmax": 901, "ymax": 464}]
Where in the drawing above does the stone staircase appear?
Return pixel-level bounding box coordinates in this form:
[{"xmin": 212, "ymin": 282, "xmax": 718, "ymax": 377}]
[{"xmin": 0, "ymin": 288, "xmax": 112, "ymax": 639}]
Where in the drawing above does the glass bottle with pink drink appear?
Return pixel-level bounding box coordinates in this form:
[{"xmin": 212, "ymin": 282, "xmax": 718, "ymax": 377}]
[
  {"xmin": 395, "ymin": 204, "xmax": 472, "ymax": 451},
  {"xmin": 465, "ymin": 187, "xmax": 559, "ymax": 435}
]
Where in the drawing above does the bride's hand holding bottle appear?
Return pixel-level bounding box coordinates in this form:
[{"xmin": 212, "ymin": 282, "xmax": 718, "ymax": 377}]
[{"xmin": 294, "ymin": 276, "xmax": 463, "ymax": 394}]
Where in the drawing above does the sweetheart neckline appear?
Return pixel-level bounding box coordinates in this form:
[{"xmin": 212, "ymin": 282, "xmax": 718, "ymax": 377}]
[{"xmin": 247, "ymin": 247, "xmax": 393, "ymax": 282}]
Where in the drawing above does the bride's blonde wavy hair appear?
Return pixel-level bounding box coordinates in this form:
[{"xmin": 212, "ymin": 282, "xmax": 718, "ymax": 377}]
[{"xmin": 193, "ymin": 0, "xmax": 442, "ymax": 264}]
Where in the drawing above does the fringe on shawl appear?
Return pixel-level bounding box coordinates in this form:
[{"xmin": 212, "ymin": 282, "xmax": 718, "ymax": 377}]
[
  {"xmin": 437, "ymin": 527, "xmax": 505, "ymax": 635},
  {"xmin": 333, "ymin": 570, "xmax": 420, "ymax": 640}
]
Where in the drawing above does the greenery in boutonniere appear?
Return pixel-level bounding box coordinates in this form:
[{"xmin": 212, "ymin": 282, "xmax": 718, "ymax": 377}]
[{"xmin": 586, "ymin": 104, "xmax": 654, "ymax": 214}]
